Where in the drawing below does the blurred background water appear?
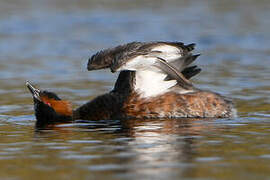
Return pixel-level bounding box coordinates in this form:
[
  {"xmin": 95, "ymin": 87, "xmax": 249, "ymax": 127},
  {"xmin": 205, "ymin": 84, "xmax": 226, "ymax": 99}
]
[{"xmin": 0, "ymin": 0, "xmax": 270, "ymax": 179}]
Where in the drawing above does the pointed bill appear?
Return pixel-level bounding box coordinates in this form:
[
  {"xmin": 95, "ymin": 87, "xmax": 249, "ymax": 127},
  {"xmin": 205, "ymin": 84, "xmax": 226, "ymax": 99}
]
[{"xmin": 26, "ymin": 81, "xmax": 41, "ymax": 101}]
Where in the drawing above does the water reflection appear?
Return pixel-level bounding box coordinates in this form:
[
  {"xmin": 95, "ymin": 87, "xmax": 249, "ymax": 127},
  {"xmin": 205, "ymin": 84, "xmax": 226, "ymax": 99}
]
[
  {"xmin": 120, "ymin": 118, "xmax": 204, "ymax": 178},
  {"xmin": 32, "ymin": 118, "xmax": 223, "ymax": 178},
  {"xmin": 0, "ymin": 0, "xmax": 270, "ymax": 179}
]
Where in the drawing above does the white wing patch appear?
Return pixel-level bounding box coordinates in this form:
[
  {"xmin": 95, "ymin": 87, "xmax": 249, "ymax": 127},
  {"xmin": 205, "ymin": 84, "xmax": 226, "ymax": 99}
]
[
  {"xmin": 134, "ymin": 69, "xmax": 177, "ymax": 98},
  {"xmin": 117, "ymin": 56, "xmax": 157, "ymax": 71},
  {"xmin": 114, "ymin": 44, "xmax": 191, "ymax": 98},
  {"xmin": 151, "ymin": 45, "xmax": 182, "ymax": 62},
  {"xmin": 117, "ymin": 44, "xmax": 183, "ymax": 72},
  {"xmin": 151, "ymin": 45, "xmax": 180, "ymax": 54}
]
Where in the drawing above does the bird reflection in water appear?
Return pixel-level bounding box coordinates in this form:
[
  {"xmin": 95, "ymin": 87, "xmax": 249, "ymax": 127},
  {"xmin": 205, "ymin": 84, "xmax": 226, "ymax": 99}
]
[
  {"xmin": 34, "ymin": 117, "xmax": 218, "ymax": 178},
  {"xmin": 116, "ymin": 118, "xmax": 218, "ymax": 178}
]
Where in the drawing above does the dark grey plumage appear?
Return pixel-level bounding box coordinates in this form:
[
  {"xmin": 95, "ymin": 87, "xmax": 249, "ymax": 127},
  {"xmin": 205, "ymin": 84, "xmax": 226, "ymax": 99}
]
[{"xmin": 87, "ymin": 42, "xmax": 144, "ymax": 71}]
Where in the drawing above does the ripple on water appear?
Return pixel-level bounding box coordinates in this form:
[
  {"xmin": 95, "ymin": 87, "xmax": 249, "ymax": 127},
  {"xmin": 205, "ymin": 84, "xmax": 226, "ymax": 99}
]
[
  {"xmin": 0, "ymin": 156, "xmax": 15, "ymax": 160},
  {"xmin": 68, "ymin": 140, "xmax": 103, "ymax": 144},
  {"xmin": 2, "ymin": 147, "xmax": 24, "ymax": 152},
  {"xmin": 111, "ymin": 137, "xmax": 133, "ymax": 142},
  {"xmin": 56, "ymin": 122, "xmax": 107, "ymax": 127},
  {"xmin": 259, "ymin": 155, "xmax": 270, "ymax": 159},
  {"xmin": 82, "ymin": 145, "xmax": 126, "ymax": 152},
  {"xmin": 253, "ymin": 112, "xmax": 270, "ymax": 118},
  {"xmin": 116, "ymin": 152, "xmax": 138, "ymax": 158},
  {"xmin": 34, "ymin": 142, "xmax": 67, "ymax": 146},
  {"xmin": 47, "ymin": 146, "xmax": 71, "ymax": 150},
  {"xmin": 205, "ymin": 140, "xmax": 223, "ymax": 145},
  {"xmin": 5, "ymin": 115, "xmax": 35, "ymax": 126},
  {"xmin": 0, "ymin": 105, "xmax": 22, "ymax": 114},
  {"xmin": 0, "ymin": 0, "xmax": 270, "ymax": 180},
  {"xmin": 87, "ymin": 164, "xmax": 124, "ymax": 171},
  {"xmin": 195, "ymin": 157, "xmax": 223, "ymax": 162},
  {"xmin": 28, "ymin": 154, "xmax": 47, "ymax": 159},
  {"xmin": 61, "ymin": 154, "xmax": 102, "ymax": 160}
]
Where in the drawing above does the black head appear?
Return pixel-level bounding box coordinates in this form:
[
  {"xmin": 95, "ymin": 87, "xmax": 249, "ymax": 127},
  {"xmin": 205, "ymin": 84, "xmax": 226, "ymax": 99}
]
[{"xmin": 26, "ymin": 81, "xmax": 72, "ymax": 129}]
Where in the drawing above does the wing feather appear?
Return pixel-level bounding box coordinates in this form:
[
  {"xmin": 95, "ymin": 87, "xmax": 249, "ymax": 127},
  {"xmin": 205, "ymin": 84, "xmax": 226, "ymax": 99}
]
[
  {"xmin": 182, "ymin": 66, "xmax": 202, "ymax": 79},
  {"xmin": 169, "ymin": 54, "xmax": 200, "ymax": 72},
  {"xmin": 155, "ymin": 57, "xmax": 193, "ymax": 90},
  {"xmin": 87, "ymin": 41, "xmax": 196, "ymax": 72}
]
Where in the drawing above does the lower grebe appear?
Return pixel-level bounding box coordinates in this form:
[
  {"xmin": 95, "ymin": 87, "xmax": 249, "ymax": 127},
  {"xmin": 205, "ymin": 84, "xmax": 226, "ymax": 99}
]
[{"xmin": 27, "ymin": 41, "xmax": 234, "ymax": 128}]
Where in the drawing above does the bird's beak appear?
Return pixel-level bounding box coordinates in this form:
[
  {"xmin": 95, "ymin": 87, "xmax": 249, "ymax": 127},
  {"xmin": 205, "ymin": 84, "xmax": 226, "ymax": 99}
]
[{"xmin": 26, "ymin": 81, "xmax": 41, "ymax": 101}]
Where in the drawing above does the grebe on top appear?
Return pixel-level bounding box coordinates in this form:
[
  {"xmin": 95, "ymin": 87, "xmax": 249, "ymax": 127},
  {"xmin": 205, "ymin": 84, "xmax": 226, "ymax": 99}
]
[{"xmin": 27, "ymin": 41, "xmax": 234, "ymax": 128}]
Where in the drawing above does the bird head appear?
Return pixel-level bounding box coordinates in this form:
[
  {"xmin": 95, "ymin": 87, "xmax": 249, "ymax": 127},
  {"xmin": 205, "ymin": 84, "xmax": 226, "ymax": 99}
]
[{"xmin": 26, "ymin": 81, "xmax": 72, "ymax": 128}]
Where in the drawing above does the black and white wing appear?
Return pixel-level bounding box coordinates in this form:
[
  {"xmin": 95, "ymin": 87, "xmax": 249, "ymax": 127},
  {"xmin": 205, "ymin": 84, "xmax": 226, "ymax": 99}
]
[
  {"xmin": 87, "ymin": 41, "xmax": 201, "ymax": 91},
  {"xmin": 111, "ymin": 42, "xmax": 201, "ymax": 90}
]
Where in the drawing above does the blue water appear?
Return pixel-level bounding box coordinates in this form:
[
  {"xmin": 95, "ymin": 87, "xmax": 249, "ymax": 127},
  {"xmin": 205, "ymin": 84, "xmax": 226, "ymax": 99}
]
[{"xmin": 0, "ymin": 1, "xmax": 270, "ymax": 179}]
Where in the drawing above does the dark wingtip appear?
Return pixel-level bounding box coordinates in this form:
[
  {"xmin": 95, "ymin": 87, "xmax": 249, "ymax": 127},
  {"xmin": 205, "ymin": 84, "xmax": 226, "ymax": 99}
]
[
  {"xmin": 181, "ymin": 65, "xmax": 202, "ymax": 79},
  {"xmin": 87, "ymin": 52, "xmax": 100, "ymax": 71},
  {"xmin": 110, "ymin": 68, "xmax": 116, "ymax": 73},
  {"xmin": 193, "ymin": 54, "xmax": 201, "ymax": 59},
  {"xmin": 195, "ymin": 68, "xmax": 202, "ymax": 74},
  {"xmin": 87, "ymin": 57, "xmax": 95, "ymax": 71},
  {"xmin": 186, "ymin": 43, "xmax": 196, "ymax": 51},
  {"xmin": 187, "ymin": 68, "xmax": 201, "ymax": 79},
  {"xmin": 87, "ymin": 51, "xmax": 112, "ymax": 71}
]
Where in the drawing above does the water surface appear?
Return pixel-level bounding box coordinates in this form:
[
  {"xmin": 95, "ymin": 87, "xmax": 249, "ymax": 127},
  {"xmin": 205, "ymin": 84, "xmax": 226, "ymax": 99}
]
[{"xmin": 0, "ymin": 0, "xmax": 270, "ymax": 179}]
